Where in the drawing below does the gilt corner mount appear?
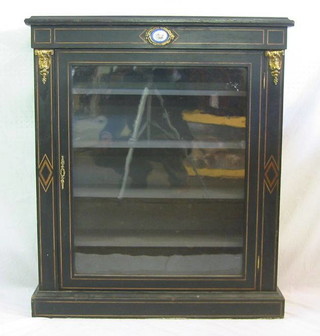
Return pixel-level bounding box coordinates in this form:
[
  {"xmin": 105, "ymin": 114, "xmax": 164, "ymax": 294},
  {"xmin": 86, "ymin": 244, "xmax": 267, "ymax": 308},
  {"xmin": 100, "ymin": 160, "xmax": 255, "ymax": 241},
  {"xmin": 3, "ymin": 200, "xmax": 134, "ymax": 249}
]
[
  {"xmin": 35, "ymin": 49, "xmax": 54, "ymax": 84},
  {"xmin": 265, "ymin": 50, "xmax": 284, "ymax": 85}
]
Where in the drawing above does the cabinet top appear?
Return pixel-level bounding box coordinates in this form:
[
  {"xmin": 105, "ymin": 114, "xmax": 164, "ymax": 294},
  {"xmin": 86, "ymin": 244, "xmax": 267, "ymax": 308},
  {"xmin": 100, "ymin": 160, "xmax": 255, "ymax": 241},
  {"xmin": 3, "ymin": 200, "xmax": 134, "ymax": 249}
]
[
  {"xmin": 26, "ymin": 16, "xmax": 294, "ymax": 50},
  {"xmin": 25, "ymin": 16, "xmax": 294, "ymax": 27}
]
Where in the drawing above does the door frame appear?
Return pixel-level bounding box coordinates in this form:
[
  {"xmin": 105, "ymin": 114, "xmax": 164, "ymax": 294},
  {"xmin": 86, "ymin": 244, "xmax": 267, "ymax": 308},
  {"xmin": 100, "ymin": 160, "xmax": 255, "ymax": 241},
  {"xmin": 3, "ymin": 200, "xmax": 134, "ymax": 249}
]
[{"xmin": 56, "ymin": 49, "xmax": 264, "ymax": 290}]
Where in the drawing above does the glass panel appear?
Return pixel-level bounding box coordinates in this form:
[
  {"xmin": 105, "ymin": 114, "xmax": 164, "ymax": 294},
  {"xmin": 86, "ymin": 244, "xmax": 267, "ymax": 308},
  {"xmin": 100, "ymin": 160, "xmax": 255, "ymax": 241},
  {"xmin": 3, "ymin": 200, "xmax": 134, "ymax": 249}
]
[{"xmin": 71, "ymin": 65, "xmax": 247, "ymax": 276}]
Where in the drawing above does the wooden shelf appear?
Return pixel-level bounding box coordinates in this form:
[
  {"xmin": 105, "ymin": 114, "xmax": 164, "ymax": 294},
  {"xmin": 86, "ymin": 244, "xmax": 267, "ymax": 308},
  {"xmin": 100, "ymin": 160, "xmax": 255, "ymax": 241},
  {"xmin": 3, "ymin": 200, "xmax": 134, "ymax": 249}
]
[
  {"xmin": 72, "ymin": 82, "xmax": 246, "ymax": 97},
  {"xmin": 73, "ymin": 139, "xmax": 246, "ymax": 149},
  {"xmin": 75, "ymin": 231, "xmax": 243, "ymax": 248},
  {"xmin": 74, "ymin": 232, "xmax": 243, "ymax": 274},
  {"xmin": 73, "ymin": 186, "xmax": 245, "ymax": 199},
  {"xmin": 74, "ymin": 252, "xmax": 243, "ymax": 276}
]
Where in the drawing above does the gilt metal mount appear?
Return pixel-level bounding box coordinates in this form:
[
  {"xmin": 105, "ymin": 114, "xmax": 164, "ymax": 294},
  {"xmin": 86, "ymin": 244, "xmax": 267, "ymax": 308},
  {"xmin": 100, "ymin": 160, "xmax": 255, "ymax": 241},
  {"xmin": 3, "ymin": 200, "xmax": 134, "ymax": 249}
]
[
  {"xmin": 145, "ymin": 27, "xmax": 177, "ymax": 46},
  {"xmin": 265, "ymin": 50, "xmax": 284, "ymax": 85},
  {"xmin": 60, "ymin": 155, "xmax": 66, "ymax": 190},
  {"xmin": 35, "ymin": 49, "xmax": 54, "ymax": 84}
]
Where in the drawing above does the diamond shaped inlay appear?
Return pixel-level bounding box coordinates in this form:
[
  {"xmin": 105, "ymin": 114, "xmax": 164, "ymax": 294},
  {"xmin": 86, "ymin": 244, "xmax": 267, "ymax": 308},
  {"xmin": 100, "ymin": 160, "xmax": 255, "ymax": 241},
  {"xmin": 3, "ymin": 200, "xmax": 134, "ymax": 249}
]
[
  {"xmin": 39, "ymin": 154, "xmax": 53, "ymax": 192},
  {"xmin": 264, "ymin": 155, "xmax": 279, "ymax": 193}
]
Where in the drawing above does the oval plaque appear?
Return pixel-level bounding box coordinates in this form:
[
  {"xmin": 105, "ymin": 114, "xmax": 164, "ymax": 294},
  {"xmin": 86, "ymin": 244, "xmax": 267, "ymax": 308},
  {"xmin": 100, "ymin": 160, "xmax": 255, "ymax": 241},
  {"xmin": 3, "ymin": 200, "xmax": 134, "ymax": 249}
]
[{"xmin": 145, "ymin": 27, "xmax": 176, "ymax": 46}]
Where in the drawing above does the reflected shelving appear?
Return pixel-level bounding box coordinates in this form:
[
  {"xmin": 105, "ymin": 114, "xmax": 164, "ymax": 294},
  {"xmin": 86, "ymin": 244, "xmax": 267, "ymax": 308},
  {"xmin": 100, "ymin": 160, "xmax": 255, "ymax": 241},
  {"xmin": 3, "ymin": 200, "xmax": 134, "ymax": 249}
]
[{"xmin": 70, "ymin": 65, "xmax": 247, "ymax": 273}]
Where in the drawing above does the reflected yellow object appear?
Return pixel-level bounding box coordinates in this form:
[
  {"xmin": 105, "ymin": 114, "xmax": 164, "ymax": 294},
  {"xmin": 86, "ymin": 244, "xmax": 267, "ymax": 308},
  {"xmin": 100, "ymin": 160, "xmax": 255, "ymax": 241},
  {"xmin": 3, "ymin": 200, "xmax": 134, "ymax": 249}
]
[
  {"xmin": 185, "ymin": 166, "xmax": 245, "ymax": 178},
  {"xmin": 182, "ymin": 110, "xmax": 245, "ymax": 128}
]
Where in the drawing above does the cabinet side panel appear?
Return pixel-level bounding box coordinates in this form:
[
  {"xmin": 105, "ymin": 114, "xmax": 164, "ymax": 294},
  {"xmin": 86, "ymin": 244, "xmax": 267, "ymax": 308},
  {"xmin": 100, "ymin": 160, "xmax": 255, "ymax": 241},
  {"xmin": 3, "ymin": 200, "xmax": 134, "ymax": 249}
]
[
  {"xmin": 34, "ymin": 50, "xmax": 58, "ymax": 290},
  {"xmin": 260, "ymin": 53, "xmax": 284, "ymax": 290}
]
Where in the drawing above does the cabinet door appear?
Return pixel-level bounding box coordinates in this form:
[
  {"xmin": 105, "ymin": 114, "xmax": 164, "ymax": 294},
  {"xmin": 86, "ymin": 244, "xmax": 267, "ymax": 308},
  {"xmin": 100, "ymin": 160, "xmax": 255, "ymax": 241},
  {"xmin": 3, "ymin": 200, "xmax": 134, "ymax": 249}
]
[{"xmin": 57, "ymin": 50, "xmax": 263, "ymax": 290}]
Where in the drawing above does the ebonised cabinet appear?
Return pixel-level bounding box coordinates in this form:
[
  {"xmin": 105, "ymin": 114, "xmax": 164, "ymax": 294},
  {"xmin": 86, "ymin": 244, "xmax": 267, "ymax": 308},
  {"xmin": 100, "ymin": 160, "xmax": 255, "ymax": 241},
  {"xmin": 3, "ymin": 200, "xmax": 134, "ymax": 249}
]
[{"xmin": 25, "ymin": 16, "xmax": 294, "ymax": 318}]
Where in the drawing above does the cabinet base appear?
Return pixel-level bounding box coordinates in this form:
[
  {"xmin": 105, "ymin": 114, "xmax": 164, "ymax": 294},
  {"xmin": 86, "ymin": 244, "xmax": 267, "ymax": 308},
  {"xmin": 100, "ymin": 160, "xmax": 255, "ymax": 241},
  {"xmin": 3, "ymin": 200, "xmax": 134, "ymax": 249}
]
[{"xmin": 32, "ymin": 287, "xmax": 284, "ymax": 318}]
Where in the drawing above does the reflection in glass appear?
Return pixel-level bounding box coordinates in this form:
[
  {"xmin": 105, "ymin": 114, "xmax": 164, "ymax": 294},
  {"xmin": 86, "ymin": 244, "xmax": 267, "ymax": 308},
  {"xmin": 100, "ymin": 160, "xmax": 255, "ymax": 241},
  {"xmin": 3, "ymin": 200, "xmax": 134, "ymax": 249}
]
[{"xmin": 71, "ymin": 65, "xmax": 248, "ymax": 276}]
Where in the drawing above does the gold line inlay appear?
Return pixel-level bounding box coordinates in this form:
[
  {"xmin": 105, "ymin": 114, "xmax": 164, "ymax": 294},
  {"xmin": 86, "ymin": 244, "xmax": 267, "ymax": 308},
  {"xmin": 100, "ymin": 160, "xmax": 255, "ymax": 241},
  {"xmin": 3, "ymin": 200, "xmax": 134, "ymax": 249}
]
[
  {"xmin": 264, "ymin": 155, "xmax": 279, "ymax": 193},
  {"xmin": 55, "ymin": 50, "xmax": 262, "ymax": 290},
  {"xmin": 67, "ymin": 60, "xmax": 251, "ymax": 283},
  {"xmin": 38, "ymin": 154, "xmax": 53, "ymax": 192},
  {"xmin": 267, "ymin": 30, "xmax": 285, "ymax": 45},
  {"xmin": 34, "ymin": 28, "xmax": 52, "ymax": 44}
]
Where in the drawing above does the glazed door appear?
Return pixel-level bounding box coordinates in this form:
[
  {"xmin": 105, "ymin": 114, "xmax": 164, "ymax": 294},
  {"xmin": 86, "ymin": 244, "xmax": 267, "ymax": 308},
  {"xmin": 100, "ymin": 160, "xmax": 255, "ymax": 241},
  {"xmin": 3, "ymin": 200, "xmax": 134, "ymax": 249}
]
[{"xmin": 57, "ymin": 50, "xmax": 263, "ymax": 290}]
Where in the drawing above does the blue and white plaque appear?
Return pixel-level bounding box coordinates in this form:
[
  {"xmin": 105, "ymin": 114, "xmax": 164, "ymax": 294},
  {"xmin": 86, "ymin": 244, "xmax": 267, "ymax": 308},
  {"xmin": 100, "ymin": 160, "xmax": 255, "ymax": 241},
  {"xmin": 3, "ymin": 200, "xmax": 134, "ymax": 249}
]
[
  {"xmin": 145, "ymin": 27, "xmax": 175, "ymax": 46},
  {"xmin": 150, "ymin": 28, "xmax": 169, "ymax": 44}
]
